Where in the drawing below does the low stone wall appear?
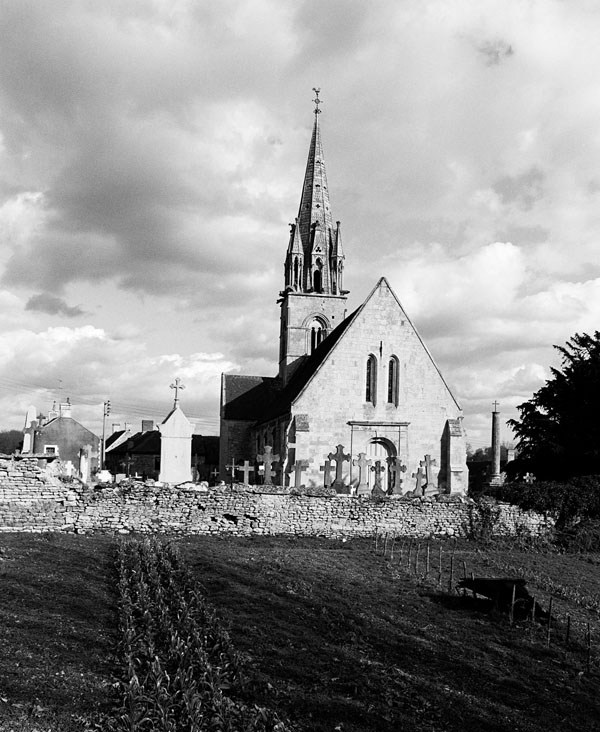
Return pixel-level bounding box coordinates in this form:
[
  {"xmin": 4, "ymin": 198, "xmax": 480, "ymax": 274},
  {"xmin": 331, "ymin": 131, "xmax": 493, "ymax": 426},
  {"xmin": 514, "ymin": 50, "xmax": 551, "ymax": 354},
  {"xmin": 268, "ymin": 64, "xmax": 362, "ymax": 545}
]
[{"xmin": 0, "ymin": 457, "xmax": 551, "ymax": 538}]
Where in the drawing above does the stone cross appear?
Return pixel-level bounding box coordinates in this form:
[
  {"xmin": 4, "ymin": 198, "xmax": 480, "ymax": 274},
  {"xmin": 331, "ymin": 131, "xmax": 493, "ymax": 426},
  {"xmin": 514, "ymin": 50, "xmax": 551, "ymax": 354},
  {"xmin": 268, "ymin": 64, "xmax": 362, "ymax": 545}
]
[
  {"xmin": 236, "ymin": 460, "xmax": 254, "ymax": 485},
  {"xmin": 412, "ymin": 465, "xmax": 425, "ymax": 496},
  {"xmin": 292, "ymin": 459, "xmax": 310, "ymax": 488},
  {"xmin": 257, "ymin": 445, "xmax": 280, "ymax": 485},
  {"xmin": 328, "ymin": 444, "xmax": 350, "ymax": 492},
  {"xmin": 225, "ymin": 457, "xmax": 237, "ymax": 487},
  {"xmin": 353, "ymin": 452, "xmax": 372, "ymax": 496},
  {"xmin": 387, "ymin": 457, "xmax": 407, "ymax": 495},
  {"xmin": 523, "ymin": 472, "xmax": 536, "ymax": 484},
  {"xmin": 211, "ymin": 468, "xmax": 220, "ymax": 483},
  {"xmin": 420, "ymin": 454, "xmax": 437, "ymax": 488},
  {"xmin": 370, "ymin": 460, "xmax": 386, "ymax": 496},
  {"xmin": 170, "ymin": 376, "xmax": 185, "ymax": 408},
  {"xmin": 319, "ymin": 458, "xmax": 332, "ymax": 488}
]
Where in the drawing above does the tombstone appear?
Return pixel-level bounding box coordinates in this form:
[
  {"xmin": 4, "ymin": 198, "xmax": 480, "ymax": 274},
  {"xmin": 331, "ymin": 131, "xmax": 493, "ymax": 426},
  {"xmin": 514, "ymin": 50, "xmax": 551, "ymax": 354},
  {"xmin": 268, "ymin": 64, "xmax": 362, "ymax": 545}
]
[
  {"xmin": 292, "ymin": 459, "xmax": 310, "ymax": 488},
  {"xmin": 411, "ymin": 464, "xmax": 425, "ymax": 497},
  {"xmin": 158, "ymin": 405, "xmax": 193, "ymax": 484},
  {"xmin": 22, "ymin": 405, "xmax": 37, "ymax": 454},
  {"xmin": 353, "ymin": 452, "xmax": 371, "ymax": 496},
  {"xmin": 419, "ymin": 455, "xmax": 440, "ymax": 496},
  {"xmin": 319, "ymin": 458, "xmax": 332, "ymax": 488},
  {"xmin": 257, "ymin": 445, "xmax": 280, "ymax": 485},
  {"xmin": 387, "ymin": 457, "xmax": 407, "ymax": 495},
  {"xmin": 236, "ymin": 460, "xmax": 254, "ymax": 485},
  {"xmin": 328, "ymin": 444, "xmax": 351, "ymax": 493},
  {"xmin": 371, "ymin": 460, "xmax": 386, "ymax": 497}
]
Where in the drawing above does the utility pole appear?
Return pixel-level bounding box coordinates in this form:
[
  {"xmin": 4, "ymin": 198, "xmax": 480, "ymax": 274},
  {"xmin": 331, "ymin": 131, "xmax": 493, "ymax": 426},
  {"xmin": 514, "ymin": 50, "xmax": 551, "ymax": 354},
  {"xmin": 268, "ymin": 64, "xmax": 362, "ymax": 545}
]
[{"xmin": 101, "ymin": 400, "xmax": 111, "ymax": 470}]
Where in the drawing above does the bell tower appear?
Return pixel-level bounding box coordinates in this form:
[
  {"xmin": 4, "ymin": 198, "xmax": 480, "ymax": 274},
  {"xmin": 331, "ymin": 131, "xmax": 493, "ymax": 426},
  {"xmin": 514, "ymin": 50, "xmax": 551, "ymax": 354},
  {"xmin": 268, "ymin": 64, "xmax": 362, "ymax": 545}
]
[{"xmin": 279, "ymin": 90, "xmax": 349, "ymax": 385}]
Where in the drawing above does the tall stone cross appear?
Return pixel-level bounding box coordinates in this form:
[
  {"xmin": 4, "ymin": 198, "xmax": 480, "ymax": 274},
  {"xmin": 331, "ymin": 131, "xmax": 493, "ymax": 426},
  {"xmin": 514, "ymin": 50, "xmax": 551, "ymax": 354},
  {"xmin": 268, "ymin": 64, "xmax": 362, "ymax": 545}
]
[
  {"xmin": 257, "ymin": 445, "xmax": 280, "ymax": 485},
  {"xmin": 328, "ymin": 444, "xmax": 350, "ymax": 492},
  {"xmin": 387, "ymin": 457, "xmax": 407, "ymax": 495},
  {"xmin": 420, "ymin": 454, "xmax": 437, "ymax": 488},
  {"xmin": 210, "ymin": 468, "xmax": 220, "ymax": 483},
  {"xmin": 412, "ymin": 465, "xmax": 425, "ymax": 496},
  {"xmin": 319, "ymin": 458, "xmax": 332, "ymax": 488},
  {"xmin": 292, "ymin": 459, "xmax": 310, "ymax": 488},
  {"xmin": 353, "ymin": 452, "xmax": 372, "ymax": 496},
  {"xmin": 236, "ymin": 460, "xmax": 254, "ymax": 485},
  {"xmin": 170, "ymin": 377, "xmax": 185, "ymax": 408},
  {"xmin": 370, "ymin": 460, "xmax": 386, "ymax": 496}
]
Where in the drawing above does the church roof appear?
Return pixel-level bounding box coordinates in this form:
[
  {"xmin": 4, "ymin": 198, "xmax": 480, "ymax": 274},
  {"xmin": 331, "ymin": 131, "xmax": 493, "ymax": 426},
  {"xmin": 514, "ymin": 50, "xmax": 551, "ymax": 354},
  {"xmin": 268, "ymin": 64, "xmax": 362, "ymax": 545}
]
[{"xmin": 221, "ymin": 375, "xmax": 280, "ymax": 421}]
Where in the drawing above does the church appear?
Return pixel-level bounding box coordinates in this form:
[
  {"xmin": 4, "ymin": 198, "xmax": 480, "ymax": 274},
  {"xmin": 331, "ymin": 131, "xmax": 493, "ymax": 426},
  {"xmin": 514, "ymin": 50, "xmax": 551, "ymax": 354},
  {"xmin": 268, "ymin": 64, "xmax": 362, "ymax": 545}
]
[{"xmin": 220, "ymin": 94, "xmax": 468, "ymax": 496}]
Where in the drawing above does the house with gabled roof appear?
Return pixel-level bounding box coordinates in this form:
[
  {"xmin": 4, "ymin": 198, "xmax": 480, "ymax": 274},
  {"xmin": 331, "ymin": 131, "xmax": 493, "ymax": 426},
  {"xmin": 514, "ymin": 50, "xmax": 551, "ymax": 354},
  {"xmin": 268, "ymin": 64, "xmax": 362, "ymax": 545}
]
[{"xmin": 220, "ymin": 94, "xmax": 468, "ymax": 495}]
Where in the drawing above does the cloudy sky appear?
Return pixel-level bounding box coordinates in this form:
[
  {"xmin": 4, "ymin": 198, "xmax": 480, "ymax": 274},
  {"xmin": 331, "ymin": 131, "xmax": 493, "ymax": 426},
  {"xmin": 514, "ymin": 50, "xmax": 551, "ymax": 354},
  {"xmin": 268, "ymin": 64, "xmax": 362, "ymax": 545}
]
[{"xmin": 1, "ymin": 0, "xmax": 599, "ymax": 449}]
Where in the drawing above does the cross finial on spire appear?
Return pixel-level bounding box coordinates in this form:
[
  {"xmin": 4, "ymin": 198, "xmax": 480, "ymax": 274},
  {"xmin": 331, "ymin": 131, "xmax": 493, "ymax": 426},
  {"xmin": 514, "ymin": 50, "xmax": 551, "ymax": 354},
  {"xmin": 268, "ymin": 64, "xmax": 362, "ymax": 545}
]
[
  {"xmin": 312, "ymin": 87, "xmax": 322, "ymax": 114},
  {"xmin": 492, "ymin": 400, "xmax": 500, "ymax": 412},
  {"xmin": 170, "ymin": 377, "xmax": 185, "ymax": 408}
]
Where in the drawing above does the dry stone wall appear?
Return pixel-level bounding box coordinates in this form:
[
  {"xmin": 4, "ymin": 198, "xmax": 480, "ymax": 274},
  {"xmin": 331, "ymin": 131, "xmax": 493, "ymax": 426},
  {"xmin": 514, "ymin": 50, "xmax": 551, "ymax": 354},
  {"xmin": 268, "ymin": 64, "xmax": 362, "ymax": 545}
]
[{"xmin": 0, "ymin": 457, "xmax": 551, "ymax": 538}]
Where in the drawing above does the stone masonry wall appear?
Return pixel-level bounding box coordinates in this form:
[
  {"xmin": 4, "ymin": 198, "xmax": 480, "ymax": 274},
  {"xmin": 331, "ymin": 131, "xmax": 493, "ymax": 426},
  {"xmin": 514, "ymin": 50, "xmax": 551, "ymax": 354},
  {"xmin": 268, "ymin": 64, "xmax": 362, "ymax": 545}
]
[{"xmin": 0, "ymin": 457, "xmax": 551, "ymax": 538}]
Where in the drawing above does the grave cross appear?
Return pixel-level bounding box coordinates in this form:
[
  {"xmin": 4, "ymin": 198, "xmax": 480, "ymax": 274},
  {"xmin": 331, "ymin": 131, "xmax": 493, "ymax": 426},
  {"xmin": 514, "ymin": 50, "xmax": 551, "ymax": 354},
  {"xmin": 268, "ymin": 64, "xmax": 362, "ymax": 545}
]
[
  {"xmin": 257, "ymin": 445, "xmax": 280, "ymax": 485},
  {"xmin": 319, "ymin": 458, "xmax": 332, "ymax": 488},
  {"xmin": 225, "ymin": 457, "xmax": 237, "ymax": 487},
  {"xmin": 420, "ymin": 454, "xmax": 437, "ymax": 488},
  {"xmin": 328, "ymin": 444, "xmax": 350, "ymax": 491},
  {"xmin": 370, "ymin": 460, "xmax": 386, "ymax": 496},
  {"xmin": 412, "ymin": 465, "xmax": 425, "ymax": 496},
  {"xmin": 523, "ymin": 472, "xmax": 536, "ymax": 484},
  {"xmin": 210, "ymin": 468, "xmax": 220, "ymax": 483},
  {"xmin": 292, "ymin": 459, "xmax": 310, "ymax": 488},
  {"xmin": 387, "ymin": 457, "xmax": 407, "ymax": 495},
  {"xmin": 170, "ymin": 377, "xmax": 185, "ymax": 408},
  {"xmin": 236, "ymin": 460, "xmax": 254, "ymax": 485},
  {"xmin": 353, "ymin": 452, "xmax": 372, "ymax": 496}
]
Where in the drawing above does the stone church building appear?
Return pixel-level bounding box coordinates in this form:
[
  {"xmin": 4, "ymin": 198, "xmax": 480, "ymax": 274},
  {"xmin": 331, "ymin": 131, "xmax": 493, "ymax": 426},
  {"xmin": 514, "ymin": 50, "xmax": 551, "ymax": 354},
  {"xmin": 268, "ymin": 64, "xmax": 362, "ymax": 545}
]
[{"xmin": 220, "ymin": 97, "xmax": 468, "ymax": 495}]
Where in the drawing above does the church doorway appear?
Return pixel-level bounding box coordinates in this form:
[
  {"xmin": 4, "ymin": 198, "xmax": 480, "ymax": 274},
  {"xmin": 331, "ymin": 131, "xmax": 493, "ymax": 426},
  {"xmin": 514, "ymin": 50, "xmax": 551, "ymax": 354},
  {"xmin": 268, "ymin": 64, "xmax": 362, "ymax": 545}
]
[{"xmin": 367, "ymin": 438, "xmax": 396, "ymax": 493}]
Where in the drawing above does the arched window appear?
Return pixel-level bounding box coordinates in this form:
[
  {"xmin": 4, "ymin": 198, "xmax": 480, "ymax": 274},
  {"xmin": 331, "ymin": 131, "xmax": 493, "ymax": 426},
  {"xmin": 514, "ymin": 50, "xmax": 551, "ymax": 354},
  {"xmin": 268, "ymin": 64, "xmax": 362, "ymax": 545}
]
[
  {"xmin": 388, "ymin": 355, "xmax": 399, "ymax": 406},
  {"xmin": 308, "ymin": 317, "xmax": 326, "ymax": 353},
  {"xmin": 366, "ymin": 354, "xmax": 377, "ymax": 405},
  {"xmin": 293, "ymin": 257, "xmax": 299, "ymax": 288},
  {"xmin": 313, "ymin": 269, "xmax": 322, "ymax": 293}
]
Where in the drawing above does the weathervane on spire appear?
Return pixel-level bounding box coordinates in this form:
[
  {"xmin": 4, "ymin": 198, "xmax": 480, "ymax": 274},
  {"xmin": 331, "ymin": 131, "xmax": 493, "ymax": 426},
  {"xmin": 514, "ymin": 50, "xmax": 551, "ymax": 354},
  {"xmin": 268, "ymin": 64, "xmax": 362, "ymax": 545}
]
[
  {"xmin": 170, "ymin": 377, "xmax": 185, "ymax": 408},
  {"xmin": 312, "ymin": 87, "xmax": 322, "ymax": 114}
]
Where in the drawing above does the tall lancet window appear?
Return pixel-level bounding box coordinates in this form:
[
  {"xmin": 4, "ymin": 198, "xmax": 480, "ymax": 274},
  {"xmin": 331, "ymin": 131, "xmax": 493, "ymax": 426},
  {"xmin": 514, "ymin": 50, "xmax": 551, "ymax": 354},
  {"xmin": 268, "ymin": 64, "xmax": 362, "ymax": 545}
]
[
  {"xmin": 388, "ymin": 355, "xmax": 399, "ymax": 406},
  {"xmin": 293, "ymin": 257, "xmax": 299, "ymax": 289},
  {"xmin": 309, "ymin": 318, "xmax": 326, "ymax": 353},
  {"xmin": 313, "ymin": 259, "xmax": 323, "ymax": 293},
  {"xmin": 366, "ymin": 354, "xmax": 377, "ymax": 405}
]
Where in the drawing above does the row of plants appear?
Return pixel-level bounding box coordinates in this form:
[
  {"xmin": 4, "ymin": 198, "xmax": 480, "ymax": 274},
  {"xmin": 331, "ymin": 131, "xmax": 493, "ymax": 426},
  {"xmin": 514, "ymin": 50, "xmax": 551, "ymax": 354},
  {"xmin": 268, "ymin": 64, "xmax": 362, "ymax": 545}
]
[{"xmin": 108, "ymin": 537, "xmax": 290, "ymax": 732}]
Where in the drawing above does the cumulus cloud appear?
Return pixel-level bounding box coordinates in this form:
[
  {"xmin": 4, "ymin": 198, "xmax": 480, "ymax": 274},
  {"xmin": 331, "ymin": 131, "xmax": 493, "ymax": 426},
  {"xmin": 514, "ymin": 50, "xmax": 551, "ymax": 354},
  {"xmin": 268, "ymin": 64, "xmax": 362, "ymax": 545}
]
[{"xmin": 1, "ymin": 0, "xmax": 600, "ymax": 450}]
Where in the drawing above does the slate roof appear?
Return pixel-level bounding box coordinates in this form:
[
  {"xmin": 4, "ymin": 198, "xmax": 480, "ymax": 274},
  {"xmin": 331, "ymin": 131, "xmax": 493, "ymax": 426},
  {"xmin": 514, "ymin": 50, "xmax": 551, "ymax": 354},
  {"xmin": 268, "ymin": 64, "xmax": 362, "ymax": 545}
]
[{"xmin": 221, "ymin": 375, "xmax": 280, "ymax": 421}]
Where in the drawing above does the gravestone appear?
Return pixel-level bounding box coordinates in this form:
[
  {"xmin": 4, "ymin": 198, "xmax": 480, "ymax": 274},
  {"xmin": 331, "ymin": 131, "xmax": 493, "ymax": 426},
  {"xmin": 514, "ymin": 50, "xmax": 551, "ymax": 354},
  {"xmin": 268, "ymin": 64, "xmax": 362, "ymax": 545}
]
[
  {"xmin": 353, "ymin": 452, "xmax": 371, "ymax": 496},
  {"xmin": 257, "ymin": 445, "xmax": 280, "ymax": 485},
  {"xmin": 292, "ymin": 459, "xmax": 310, "ymax": 488},
  {"xmin": 328, "ymin": 444, "xmax": 350, "ymax": 493},
  {"xmin": 236, "ymin": 459, "xmax": 254, "ymax": 484},
  {"xmin": 319, "ymin": 458, "xmax": 332, "ymax": 488},
  {"xmin": 387, "ymin": 457, "xmax": 407, "ymax": 495},
  {"xmin": 371, "ymin": 460, "xmax": 386, "ymax": 497}
]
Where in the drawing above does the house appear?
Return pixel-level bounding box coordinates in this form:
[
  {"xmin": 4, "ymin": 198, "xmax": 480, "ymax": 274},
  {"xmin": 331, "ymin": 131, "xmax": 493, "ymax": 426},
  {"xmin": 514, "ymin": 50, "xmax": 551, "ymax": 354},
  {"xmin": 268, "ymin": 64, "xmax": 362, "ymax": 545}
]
[
  {"xmin": 220, "ymin": 95, "xmax": 468, "ymax": 495},
  {"xmin": 22, "ymin": 400, "xmax": 100, "ymax": 482}
]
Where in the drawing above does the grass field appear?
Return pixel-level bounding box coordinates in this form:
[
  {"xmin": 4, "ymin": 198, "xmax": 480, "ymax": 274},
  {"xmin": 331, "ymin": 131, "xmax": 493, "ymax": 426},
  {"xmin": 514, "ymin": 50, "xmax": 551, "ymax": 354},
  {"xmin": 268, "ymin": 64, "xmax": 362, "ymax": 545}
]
[{"xmin": 1, "ymin": 532, "xmax": 600, "ymax": 731}]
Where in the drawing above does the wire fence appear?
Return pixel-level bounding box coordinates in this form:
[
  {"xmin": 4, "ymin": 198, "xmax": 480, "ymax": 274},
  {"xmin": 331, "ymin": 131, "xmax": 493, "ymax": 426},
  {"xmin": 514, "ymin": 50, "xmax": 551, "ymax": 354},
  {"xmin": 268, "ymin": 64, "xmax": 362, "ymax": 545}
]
[{"xmin": 373, "ymin": 530, "xmax": 597, "ymax": 675}]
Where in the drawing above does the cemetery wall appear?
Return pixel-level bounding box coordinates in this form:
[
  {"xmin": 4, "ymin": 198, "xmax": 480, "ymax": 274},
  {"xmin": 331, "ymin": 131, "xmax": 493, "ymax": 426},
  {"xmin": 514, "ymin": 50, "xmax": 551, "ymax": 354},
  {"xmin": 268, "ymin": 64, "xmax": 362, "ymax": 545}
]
[{"xmin": 0, "ymin": 457, "xmax": 552, "ymax": 538}]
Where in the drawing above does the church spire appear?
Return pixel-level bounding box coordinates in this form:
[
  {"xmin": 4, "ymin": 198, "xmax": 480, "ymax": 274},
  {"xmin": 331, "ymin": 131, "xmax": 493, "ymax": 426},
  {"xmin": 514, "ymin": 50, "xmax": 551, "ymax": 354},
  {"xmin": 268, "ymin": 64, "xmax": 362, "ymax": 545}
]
[{"xmin": 285, "ymin": 89, "xmax": 343, "ymax": 296}]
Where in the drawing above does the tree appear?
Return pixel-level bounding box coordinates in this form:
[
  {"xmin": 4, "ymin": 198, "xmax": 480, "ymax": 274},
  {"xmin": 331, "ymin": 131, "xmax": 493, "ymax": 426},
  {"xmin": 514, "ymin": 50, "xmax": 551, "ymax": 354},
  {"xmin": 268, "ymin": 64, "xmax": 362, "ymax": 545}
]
[
  {"xmin": 0, "ymin": 430, "xmax": 23, "ymax": 455},
  {"xmin": 508, "ymin": 331, "xmax": 600, "ymax": 480}
]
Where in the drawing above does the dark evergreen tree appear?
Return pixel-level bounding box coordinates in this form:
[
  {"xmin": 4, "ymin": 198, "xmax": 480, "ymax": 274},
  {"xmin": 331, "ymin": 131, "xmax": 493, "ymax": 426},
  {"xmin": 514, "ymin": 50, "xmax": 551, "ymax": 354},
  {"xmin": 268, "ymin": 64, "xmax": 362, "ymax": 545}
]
[
  {"xmin": 0, "ymin": 430, "xmax": 23, "ymax": 455},
  {"xmin": 508, "ymin": 331, "xmax": 600, "ymax": 480}
]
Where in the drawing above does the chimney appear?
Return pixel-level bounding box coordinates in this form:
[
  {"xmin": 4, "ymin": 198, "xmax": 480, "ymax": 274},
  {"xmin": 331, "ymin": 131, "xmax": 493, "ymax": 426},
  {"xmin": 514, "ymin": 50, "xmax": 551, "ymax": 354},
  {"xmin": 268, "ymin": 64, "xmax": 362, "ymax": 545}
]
[
  {"xmin": 141, "ymin": 420, "xmax": 154, "ymax": 432},
  {"xmin": 48, "ymin": 401, "xmax": 58, "ymax": 421},
  {"xmin": 59, "ymin": 398, "xmax": 72, "ymax": 418},
  {"xmin": 124, "ymin": 422, "xmax": 132, "ymax": 432},
  {"xmin": 112, "ymin": 423, "xmax": 121, "ymax": 434}
]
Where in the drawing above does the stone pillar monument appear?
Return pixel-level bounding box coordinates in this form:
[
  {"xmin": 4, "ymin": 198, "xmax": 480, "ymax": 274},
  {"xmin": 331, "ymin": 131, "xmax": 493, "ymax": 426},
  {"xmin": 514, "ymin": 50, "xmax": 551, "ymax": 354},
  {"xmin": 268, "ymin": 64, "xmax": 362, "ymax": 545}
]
[
  {"xmin": 158, "ymin": 378, "xmax": 193, "ymax": 485},
  {"xmin": 489, "ymin": 401, "xmax": 503, "ymax": 486}
]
